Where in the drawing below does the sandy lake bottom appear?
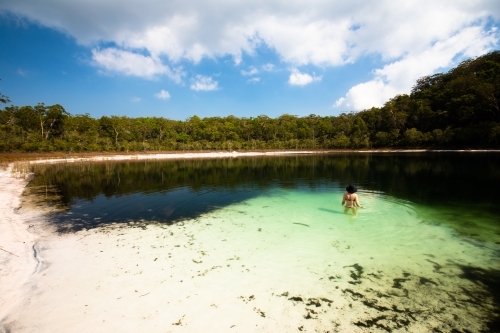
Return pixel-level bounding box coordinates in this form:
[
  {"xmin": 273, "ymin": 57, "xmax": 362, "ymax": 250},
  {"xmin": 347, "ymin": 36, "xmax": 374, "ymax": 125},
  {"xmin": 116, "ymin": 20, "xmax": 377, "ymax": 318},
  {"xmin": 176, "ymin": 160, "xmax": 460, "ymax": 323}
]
[{"xmin": 3, "ymin": 185, "xmax": 499, "ymax": 332}]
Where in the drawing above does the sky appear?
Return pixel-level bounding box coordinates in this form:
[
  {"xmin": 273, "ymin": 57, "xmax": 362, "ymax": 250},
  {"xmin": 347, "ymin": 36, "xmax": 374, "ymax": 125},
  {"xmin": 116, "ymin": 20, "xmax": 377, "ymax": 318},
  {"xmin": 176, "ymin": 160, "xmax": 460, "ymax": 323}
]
[{"xmin": 1, "ymin": 1, "xmax": 499, "ymax": 120}]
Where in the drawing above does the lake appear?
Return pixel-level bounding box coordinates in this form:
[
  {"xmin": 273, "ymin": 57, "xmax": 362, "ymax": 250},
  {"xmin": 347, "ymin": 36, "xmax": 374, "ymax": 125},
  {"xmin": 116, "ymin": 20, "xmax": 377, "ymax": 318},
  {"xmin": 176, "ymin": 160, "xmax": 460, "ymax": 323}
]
[{"xmin": 25, "ymin": 153, "xmax": 500, "ymax": 331}]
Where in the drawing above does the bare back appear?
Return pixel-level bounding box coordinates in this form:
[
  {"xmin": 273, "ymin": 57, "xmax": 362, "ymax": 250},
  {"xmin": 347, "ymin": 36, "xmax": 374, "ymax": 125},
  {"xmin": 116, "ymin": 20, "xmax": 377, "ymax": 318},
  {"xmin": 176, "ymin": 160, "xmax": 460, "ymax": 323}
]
[{"xmin": 342, "ymin": 192, "xmax": 360, "ymax": 208}]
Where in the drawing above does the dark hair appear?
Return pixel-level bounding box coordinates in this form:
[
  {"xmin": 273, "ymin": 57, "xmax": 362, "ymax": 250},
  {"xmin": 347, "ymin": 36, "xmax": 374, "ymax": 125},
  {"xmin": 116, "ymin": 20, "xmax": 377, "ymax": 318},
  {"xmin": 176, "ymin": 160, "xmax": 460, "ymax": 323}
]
[{"xmin": 345, "ymin": 184, "xmax": 357, "ymax": 193}]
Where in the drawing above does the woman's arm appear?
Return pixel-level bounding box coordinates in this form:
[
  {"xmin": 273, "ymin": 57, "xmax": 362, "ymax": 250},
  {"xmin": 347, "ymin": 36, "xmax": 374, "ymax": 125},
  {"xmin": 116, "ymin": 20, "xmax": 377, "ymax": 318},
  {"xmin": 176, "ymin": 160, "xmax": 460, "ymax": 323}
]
[
  {"xmin": 341, "ymin": 193, "xmax": 345, "ymax": 206},
  {"xmin": 355, "ymin": 195, "xmax": 362, "ymax": 207}
]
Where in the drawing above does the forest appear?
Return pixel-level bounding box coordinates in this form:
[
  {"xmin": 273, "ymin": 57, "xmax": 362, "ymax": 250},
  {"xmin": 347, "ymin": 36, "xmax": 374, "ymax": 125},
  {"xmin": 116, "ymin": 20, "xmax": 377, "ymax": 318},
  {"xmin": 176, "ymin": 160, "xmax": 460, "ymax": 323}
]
[{"xmin": 1, "ymin": 51, "xmax": 499, "ymax": 152}]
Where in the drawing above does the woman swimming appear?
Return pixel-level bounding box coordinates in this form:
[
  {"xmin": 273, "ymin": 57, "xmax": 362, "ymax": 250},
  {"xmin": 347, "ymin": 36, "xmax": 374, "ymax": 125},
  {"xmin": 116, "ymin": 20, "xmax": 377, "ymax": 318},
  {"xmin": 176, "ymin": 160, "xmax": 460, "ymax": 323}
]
[{"xmin": 342, "ymin": 184, "xmax": 362, "ymax": 212}]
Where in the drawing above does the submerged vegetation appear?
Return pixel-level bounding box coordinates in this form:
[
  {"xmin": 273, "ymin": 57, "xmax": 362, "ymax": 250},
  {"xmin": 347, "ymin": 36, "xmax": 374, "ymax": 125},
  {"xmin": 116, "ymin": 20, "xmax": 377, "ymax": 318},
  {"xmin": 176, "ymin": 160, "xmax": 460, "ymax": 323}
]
[{"xmin": 1, "ymin": 51, "xmax": 500, "ymax": 152}]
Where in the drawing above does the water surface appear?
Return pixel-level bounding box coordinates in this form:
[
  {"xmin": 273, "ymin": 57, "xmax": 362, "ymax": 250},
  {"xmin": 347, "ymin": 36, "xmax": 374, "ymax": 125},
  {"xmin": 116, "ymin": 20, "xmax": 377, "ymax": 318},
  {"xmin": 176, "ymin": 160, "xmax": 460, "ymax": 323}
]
[{"xmin": 26, "ymin": 153, "xmax": 500, "ymax": 331}]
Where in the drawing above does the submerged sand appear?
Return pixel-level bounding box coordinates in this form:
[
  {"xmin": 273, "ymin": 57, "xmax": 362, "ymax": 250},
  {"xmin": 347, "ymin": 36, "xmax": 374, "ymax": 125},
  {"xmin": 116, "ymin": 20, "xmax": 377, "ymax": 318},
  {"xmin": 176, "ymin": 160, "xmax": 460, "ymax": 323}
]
[{"xmin": 1, "ymin": 151, "xmax": 498, "ymax": 333}]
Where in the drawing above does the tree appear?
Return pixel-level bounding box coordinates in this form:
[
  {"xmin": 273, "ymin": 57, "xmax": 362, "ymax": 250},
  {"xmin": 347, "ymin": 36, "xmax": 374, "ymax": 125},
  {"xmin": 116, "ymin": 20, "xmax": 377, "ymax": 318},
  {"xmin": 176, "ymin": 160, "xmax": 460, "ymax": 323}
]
[
  {"xmin": 16, "ymin": 106, "xmax": 39, "ymax": 133},
  {"xmin": 43, "ymin": 104, "xmax": 70, "ymax": 139},
  {"xmin": 1, "ymin": 50, "xmax": 499, "ymax": 152},
  {"xmin": 34, "ymin": 103, "xmax": 47, "ymax": 138},
  {"xmin": 0, "ymin": 79, "xmax": 10, "ymax": 105},
  {"xmin": 403, "ymin": 128, "xmax": 425, "ymax": 146},
  {"xmin": 305, "ymin": 114, "xmax": 319, "ymax": 147},
  {"xmin": 64, "ymin": 114, "xmax": 99, "ymax": 149},
  {"xmin": 99, "ymin": 116, "xmax": 126, "ymax": 147}
]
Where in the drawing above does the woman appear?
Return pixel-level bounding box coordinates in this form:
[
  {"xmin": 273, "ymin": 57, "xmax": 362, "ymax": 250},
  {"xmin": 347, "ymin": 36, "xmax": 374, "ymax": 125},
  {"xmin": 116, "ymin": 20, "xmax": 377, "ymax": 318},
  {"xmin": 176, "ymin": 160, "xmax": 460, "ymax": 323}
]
[{"xmin": 342, "ymin": 184, "xmax": 362, "ymax": 212}]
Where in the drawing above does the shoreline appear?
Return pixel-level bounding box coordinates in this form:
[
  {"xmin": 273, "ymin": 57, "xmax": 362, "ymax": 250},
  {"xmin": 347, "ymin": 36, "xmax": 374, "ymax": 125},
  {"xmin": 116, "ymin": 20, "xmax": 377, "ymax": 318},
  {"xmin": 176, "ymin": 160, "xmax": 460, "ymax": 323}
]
[
  {"xmin": 1, "ymin": 148, "xmax": 500, "ymax": 166},
  {"xmin": 1, "ymin": 151, "xmax": 499, "ymax": 332},
  {"xmin": 0, "ymin": 165, "xmax": 46, "ymax": 324}
]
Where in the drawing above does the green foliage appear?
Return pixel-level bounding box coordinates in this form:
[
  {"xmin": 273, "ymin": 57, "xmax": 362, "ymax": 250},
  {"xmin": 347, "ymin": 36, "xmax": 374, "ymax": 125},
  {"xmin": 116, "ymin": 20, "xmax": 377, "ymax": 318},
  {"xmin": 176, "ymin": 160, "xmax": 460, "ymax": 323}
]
[
  {"xmin": 410, "ymin": 51, "xmax": 500, "ymax": 127},
  {"xmin": 1, "ymin": 51, "xmax": 500, "ymax": 151}
]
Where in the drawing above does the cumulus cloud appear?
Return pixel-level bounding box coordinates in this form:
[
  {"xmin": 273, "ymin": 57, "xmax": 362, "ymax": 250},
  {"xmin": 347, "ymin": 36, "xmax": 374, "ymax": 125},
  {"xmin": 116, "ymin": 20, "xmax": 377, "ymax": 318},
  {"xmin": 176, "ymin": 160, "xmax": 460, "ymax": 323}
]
[
  {"xmin": 288, "ymin": 68, "xmax": 321, "ymax": 86},
  {"xmin": 2, "ymin": 0, "xmax": 499, "ymax": 95},
  {"xmin": 334, "ymin": 25, "xmax": 499, "ymax": 110},
  {"xmin": 190, "ymin": 75, "xmax": 219, "ymax": 91},
  {"xmin": 155, "ymin": 89, "xmax": 171, "ymax": 100},
  {"xmin": 92, "ymin": 48, "xmax": 184, "ymax": 82},
  {"xmin": 3, "ymin": 1, "xmax": 498, "ymax": 66}
]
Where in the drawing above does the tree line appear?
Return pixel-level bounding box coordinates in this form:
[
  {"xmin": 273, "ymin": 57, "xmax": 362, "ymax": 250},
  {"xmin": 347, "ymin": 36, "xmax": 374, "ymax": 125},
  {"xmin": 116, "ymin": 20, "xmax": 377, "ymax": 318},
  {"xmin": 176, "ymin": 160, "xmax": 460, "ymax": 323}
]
[{"xmin": 1, "ymin": 51, "xmax": 499, "ymax": 152}]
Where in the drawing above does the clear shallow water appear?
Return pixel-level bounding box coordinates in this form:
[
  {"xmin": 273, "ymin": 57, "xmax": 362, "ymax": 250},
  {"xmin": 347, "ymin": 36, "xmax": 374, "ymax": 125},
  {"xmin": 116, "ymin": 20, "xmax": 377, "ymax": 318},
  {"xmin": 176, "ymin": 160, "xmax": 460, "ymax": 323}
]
[
  {"xmin": 169, "ymin": 188, "xmax": 500, "ymax": 331},
  {"xmin": 25, "ymin": 153, "xmax": 500, "ymax": 331}
]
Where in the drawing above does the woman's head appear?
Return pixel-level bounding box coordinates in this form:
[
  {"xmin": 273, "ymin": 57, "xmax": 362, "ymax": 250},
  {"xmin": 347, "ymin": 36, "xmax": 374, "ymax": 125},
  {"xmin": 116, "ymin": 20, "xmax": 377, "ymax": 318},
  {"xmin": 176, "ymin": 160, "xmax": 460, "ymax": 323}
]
[{"xmin": 346, "ymin": 184, "xmax": 357, "ymax": 194}]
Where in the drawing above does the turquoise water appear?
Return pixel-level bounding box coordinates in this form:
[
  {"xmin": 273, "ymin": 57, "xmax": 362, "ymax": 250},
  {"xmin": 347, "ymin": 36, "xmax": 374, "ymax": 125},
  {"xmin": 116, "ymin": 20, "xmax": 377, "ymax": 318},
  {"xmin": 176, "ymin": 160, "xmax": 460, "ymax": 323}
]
[
  {"xmin": 184, "ymin": 188, "xmax": 499, "ymax": 331},
  {"xmin": 26, "ymin": 153, "xmax": 500, "ymax": 330}
]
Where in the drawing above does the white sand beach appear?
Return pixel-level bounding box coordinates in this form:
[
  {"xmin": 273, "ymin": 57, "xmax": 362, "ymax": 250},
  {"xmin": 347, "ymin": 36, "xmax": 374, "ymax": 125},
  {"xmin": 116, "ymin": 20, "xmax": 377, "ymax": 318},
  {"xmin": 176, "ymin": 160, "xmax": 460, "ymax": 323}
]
[{"xmin": 1, "ymin": 151, "xmax": 498, "ymax": 333}]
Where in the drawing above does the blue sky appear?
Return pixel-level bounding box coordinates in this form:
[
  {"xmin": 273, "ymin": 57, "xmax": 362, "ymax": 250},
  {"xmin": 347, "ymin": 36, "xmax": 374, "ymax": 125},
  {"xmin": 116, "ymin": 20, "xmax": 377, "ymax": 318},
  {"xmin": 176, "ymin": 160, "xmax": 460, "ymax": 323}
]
[{"xmin": 1, "ymin": 1, "xmax": 499, "ymax": 120}]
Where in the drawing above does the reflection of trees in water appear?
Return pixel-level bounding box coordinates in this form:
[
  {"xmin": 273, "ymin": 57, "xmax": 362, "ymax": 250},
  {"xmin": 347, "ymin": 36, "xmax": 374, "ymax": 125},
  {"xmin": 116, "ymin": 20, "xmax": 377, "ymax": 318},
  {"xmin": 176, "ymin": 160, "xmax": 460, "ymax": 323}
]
[{"xmin": 27, "ymin": 153, "xmax": 500, "ymax": 213}]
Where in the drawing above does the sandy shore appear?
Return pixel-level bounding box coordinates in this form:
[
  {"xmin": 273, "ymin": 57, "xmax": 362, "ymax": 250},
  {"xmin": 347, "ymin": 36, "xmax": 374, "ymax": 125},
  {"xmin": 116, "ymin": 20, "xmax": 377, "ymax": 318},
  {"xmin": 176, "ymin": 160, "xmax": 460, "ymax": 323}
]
[
  {"xmin": 1, "ymin": 151, "xmax": 498, "ymax": 332},
  {"xmin": 0, "ymin": 151, "xmax": 332, "ymax": 333},
  {"xmin": 3, "ymin": 148, "xmax": 500, "ymax": 165},
  {"xmin": 17, "ymin": 151, "xmax": 321, "ymax": 165},
  {"xmin": 0, "ymin": 166, "xmax": 42, "ymax": 324}
]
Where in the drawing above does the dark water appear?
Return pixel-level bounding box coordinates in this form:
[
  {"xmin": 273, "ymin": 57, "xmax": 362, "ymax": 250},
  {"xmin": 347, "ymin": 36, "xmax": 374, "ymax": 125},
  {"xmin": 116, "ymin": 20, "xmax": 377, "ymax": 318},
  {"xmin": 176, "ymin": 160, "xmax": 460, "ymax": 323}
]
[{"xmin": 27, "ymin": 153, "xmax": 500, "ymax": 234}]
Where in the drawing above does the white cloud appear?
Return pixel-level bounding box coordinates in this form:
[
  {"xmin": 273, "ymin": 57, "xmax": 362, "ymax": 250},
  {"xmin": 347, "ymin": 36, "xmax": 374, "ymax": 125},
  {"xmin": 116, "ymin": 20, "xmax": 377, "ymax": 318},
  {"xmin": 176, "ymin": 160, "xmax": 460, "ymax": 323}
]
[
  {"xmin": 333, "ymin": 80, "xmax": 397, "ymax": 110},
  {"xmin": 247, "ymin": 77, "xmax": 260, "ymax": 83},
  {"xmin": 242, "ymin": 64, "xmax": 275, "ymax": 78},
  {"xmin": 131, "ymin": 97, "xmax": 141, "ymax": 102},
  {"xmin": 334, "ymin": 25, "xmax": 498, "ymax": 110},
  {"xmin": 92, "ymin": 48, "xmax": 185, "ymax": 82},
  {"xmin": 241, "ymin": 66, "xmax": 258, "ymax": 76},
  {"xmin": 288, "ymin": 68, "xmax": 321, "ymax": 86},
  {"xmin": 2, "ymin": 0, "xmax": 499, "ymax": 96},
  {"xmin": 155, "ymin": 89, "xmax": 171, "ymax": 100},
  {"xmin": 4, "ymin": 1, "xmax": 498, "ymax": 67},
  {"xmin": 190, "ymin": 75, "xmax": 219, "ymax": 91}
]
